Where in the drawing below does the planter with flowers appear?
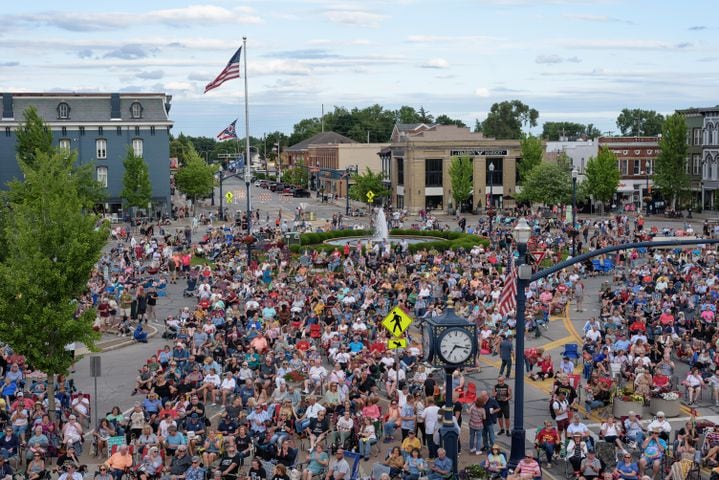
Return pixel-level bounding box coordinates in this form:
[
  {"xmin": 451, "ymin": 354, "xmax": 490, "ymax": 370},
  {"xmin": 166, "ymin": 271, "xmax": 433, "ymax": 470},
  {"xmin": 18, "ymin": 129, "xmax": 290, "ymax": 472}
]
[
  {"xmin": 613, "ymin": 389, "xmax": 646, "ymax": 418},
  {"xmin": 283, "ymin": 371, "xmax": 306, "ymax": 384},
  {"xmin": 650, "ymin": 391, "xmax": 681, "ymax": 418}
]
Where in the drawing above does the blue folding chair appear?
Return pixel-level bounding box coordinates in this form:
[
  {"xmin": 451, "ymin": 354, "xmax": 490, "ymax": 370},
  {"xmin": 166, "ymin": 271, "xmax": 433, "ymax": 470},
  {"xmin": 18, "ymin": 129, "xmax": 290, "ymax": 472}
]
[
  {"xmin": 344, "ymin": 451, "xmax": 362, "ymax": 479},
  {"xmin": 561, "ymin": 343, "xmax": 580, "ymax": 360}
]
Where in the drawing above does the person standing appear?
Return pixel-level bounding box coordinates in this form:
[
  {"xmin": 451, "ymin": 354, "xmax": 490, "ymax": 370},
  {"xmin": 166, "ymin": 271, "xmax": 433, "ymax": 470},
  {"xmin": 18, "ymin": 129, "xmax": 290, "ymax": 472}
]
[
  {"xmin": 499, "ymin": 335, "xmax": 513, "ymax": 379},
  {"xmin": 480, "ymin": 390, "xmax": 500, "ymax": 453},
  {"xmin": 421, "ymin": 398, "xmax": 441, "ymax": 459},
  {"xmin": 493, "ymin": 376, "xmax": 512, "ymax": 437}
]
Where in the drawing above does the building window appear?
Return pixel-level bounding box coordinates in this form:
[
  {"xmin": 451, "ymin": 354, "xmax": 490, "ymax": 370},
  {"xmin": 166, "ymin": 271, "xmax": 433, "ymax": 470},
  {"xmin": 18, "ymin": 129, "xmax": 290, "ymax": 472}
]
[
  {"xmin": 57, "ymin": 102, "xmax": 70, "ymax": 119},
  {"xmin": 619, "ymin": 160, "xmax": 628, "ymax": 176},
  {"xmin": 116, "ymin": 126, "xmax": 122, "ymax": 136},
  {"xmin": 396, "ymin": 158, "xmax": 404, "ymax": 186},
  {"xmin": 633, "ymin": 160, "xmax": 640, "ymax": 175},
  {"xmin": 693, "ymin": 154, "xmax": 701, "ymax": 175},
  {"xmin": 425, "ymin": 158, "xmax": 443, "ymax": 187},
  {"xmin": 96, "ymin": 166, "xmax": 108, "ymax": 188},
  {"xmin": 5, "ymin": 127, "xmax": 10, "ymax": 137},
  {"xmin": 96, "ymin": 139, "xmax": 107, "ymax": 159},
  {"xmin": 134, "ymin": 126, "xmax": 140, "ymax": 136},
  {"xmin": 59, "ymin": 139, "xmax": 71, "ymax": 151},
  {"xmin": 130, "ymin": 102, "xmax": 143, "ymax": 119},
  {"xmin": 98, "ymin": 126, "xmax": 103, "ymax": 136},
  {"xmin": 61, "ymin": 126, "xmax": 67, "ymax": 136},
  {"xmin": 150, "ymin": 126, "xmax": 155, "ymax": 136},
  {"xmin": 694, "ymin": 128, "xmax": 702, "ymax": 145},
  {"xmin": 79, "ymin": 126, "xmax": 85, "ymax": 136},
  {"xmin": 486, "ymin": 158, "xmax": 503, "ymax": 185},
  {"xmin": 132, "ymin": 138, "xmax": 143, "ymax": 157}
]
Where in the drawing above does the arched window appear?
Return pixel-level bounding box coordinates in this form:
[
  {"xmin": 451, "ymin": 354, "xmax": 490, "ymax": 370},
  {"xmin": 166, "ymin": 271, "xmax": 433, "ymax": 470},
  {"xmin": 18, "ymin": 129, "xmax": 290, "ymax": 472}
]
[
  {"xmin": 57, "ymin": 102, "xmax": 70, "ymax": 119},
  {"xmin": 130, "ymin": 102, "xmax": 143, "ymax": 119}
]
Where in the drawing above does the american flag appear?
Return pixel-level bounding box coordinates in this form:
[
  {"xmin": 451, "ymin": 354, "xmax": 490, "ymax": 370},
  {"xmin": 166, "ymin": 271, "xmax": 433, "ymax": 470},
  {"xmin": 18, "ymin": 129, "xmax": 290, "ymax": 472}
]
[
  {"xmin": 216, "ymin": 119, "xmax": 238, "ymax": 141},
  {"xmin": 498, "ymin": 257, "xmax": 517, "ymax": 316},
  {"xmin": 204, "ymin": 47, "xmax": 242, "ymax": 93}
]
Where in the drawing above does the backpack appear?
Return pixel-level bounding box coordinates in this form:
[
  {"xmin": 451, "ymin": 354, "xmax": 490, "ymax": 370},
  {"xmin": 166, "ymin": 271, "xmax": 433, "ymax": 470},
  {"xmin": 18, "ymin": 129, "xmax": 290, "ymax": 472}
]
[{"xmin": 549, "ymin": 399, "xmax": 557, "ymax": 419}]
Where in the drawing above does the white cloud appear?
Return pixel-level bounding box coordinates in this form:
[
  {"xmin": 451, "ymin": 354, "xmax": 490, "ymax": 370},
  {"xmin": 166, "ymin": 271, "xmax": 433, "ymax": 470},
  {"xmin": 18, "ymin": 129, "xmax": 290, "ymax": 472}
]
[
  {"xmin": 535, "ymin": 54, "xmax": 583, "ymax": 64},
  {"xmin": 422, "ymin": 58, "xmax": 450, "ymax": 69},
  {"xmin": 324, "ymin": 10, "xmax": 387, "ymax": 28},
  {"xmin": 562, "ymin": 13, "xmax": 634, "ymax": 24},
  {"xmin": 406, "ymin": 34, "xmax": 498, "ymax": 44},
  {"xmin": 306, "ymin": 38, "xmax": 371, "ymax": 46},
  {"xmin": 475, "ymin": 87, "xmax": 491, "ymax": 97},
  {"xmin": 5, "ymin": 4, "xmax": 262, "ymax": 31},
  {"xmin": 556, "ymin": 39, "xmax": 694, "ymax": 50}
]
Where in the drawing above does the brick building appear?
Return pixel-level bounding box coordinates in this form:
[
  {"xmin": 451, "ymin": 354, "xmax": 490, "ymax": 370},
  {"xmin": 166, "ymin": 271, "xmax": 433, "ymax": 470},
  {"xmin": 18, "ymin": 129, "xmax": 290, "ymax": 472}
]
[{"xmin": 597, "ymin": 136, "xmax": 659, "ymax": 212}]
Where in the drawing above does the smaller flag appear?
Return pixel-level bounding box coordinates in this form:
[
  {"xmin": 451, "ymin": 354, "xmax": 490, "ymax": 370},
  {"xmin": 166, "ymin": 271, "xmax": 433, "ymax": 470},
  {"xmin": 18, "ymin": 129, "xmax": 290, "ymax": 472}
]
[
  {"xmin": 216, "ymin": 119, "xmax": 238, "ymax": 141},
  {"xmin": 204, "ymin": 47, "xmax": 242, "ymax": 93},
  {"xmin": 498, "ymin": 257, "xmax": 517, "ymax": 316}
]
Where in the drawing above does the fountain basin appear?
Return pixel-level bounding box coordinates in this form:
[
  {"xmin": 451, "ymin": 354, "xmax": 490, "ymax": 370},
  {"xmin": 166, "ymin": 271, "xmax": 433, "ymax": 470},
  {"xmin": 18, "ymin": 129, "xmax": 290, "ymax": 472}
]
[{"xmin": 324, "ymin": 235, "xmax": 443, "ymax": 246}]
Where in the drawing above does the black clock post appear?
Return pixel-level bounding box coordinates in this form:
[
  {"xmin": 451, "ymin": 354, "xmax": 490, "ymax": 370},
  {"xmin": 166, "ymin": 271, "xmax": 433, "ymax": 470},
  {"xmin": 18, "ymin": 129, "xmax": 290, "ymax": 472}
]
[{"xmin": 421, "ymin": 301, "xmax": 477, "ymax": 477}]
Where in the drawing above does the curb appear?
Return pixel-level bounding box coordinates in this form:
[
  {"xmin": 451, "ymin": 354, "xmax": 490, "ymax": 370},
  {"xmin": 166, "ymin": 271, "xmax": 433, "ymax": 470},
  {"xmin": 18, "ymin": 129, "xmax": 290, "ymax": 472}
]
[{"xmin": 75, "ymin": 324, "xmax": 159, "ymax": 356}]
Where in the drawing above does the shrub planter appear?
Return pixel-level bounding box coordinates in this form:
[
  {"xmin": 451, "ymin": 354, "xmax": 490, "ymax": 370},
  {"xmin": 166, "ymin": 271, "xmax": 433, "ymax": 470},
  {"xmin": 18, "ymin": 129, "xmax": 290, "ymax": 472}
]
[
  {"xmin": 613, "ymin": 398, "xmax": 642, "ymax": 418},
  {"xmin": 650, "ymin": 398, "xmax": 681, "ymax": 418}
]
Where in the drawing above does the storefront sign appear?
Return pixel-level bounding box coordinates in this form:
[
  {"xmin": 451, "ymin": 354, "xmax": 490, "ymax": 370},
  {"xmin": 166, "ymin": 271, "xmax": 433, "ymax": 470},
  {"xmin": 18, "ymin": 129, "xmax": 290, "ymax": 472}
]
[{"xmin": 450, "ymin": 149, "xmax": 508, "ymax": 156}]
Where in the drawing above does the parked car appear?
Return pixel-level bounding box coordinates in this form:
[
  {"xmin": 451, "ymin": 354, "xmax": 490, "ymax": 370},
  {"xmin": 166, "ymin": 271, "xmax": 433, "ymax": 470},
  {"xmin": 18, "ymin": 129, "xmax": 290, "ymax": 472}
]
[
  {"xmin": 292, "ymin": 188, "xmax": 311, "ymax": 198},
  {"xmin": 259, "ymin": 180, "xmax": 269, "ymax": 189}
]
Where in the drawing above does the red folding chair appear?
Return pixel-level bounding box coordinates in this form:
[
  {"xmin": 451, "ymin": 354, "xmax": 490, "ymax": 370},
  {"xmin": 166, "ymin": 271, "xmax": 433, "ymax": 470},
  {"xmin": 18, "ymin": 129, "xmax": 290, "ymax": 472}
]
[{"xmin": 457, "ymin": 383, "xmax": 477, "ymax": 404}]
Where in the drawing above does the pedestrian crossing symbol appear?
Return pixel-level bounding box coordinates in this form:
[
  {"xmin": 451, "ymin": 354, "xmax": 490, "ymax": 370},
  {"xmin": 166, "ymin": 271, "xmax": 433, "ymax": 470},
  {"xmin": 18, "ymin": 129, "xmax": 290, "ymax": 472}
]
[
  {"xmin": 366, "ymin": 190, "xmax": 375, "ymax": 203},
  {"xmin": 225, "ymin": 192, "xmax": 234, "ymax": 204},
  {"xmin": 387, "ymin": 338, "xmax": 407, "ymax": 350},
  {"xmin": 382, "ymin": 306, "xmax": 413, "ymax": 337}
]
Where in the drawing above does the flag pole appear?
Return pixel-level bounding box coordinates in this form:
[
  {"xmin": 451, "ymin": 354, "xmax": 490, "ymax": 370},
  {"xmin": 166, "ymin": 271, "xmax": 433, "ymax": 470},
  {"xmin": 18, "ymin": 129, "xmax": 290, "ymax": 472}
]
[{"xmin": 242, "ymin": 36, "xmax": 252, "ymax": 267}]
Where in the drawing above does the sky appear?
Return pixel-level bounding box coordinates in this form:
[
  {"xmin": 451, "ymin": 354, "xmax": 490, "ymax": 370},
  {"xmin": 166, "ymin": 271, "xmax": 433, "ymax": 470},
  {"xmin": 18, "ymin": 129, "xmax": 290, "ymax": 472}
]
[{"xmin": 1, "ymin": 0, "xmax": 717, "ymax": 139}]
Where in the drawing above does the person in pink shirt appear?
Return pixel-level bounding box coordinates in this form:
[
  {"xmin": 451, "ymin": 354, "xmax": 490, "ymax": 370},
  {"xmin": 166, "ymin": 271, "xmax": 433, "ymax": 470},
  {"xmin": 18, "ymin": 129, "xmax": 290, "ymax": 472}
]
[{"xmin": 507, "ymin": 451, "xmax": 542, "ymax": 479}]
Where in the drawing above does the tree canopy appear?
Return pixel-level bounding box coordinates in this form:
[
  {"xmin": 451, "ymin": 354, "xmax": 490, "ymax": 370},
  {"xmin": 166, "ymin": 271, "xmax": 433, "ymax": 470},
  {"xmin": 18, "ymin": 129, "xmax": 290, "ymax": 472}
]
[
  {"xmin": 518, "ymin": 135, "xmax": 543, "ymax": 182},
  {"xmin": 448, "ymin": 156, "xmax": 473, "ymax": 212},
  {"xmin": 121, "ymin": 147, "xmax": 152, "ymax": 211},
  {"xmin": 174, "ymin": 147, "xmax": 216, "ymax": 203},
  {"xmin": 616, "ymin": 108, "xmax": 665, "ymax": 136},
  {"xmin": 583, "ymin": 147, "xmax": 620, "ymax": 205},
  {"xmin": 15, "ymin": 106, "xmax": 53, "ymax": 169},
  {"xmin": 348, "ymin": 167, "xmax": 389, "ymax": 204},
  {"xmin": 541, "ymin": 121, "xmax": 602, "ymax": 140},
  {"xmin": 478, "ymin": 100, "xmax": 539, "ymax": 139},
  {"xmin": 654, "ymin": 113, "xmax": 689, "ymax": 208},
  {"xmin": 517, "ymin": 162, "xmax": 571, "ymax": 206}
]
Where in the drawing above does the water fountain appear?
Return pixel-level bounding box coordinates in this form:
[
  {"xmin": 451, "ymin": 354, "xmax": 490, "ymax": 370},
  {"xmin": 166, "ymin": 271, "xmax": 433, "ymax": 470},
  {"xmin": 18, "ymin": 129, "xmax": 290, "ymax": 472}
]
[{"xmin": 324, "ymin": 206, "xmax": 441, "ymax": 246}]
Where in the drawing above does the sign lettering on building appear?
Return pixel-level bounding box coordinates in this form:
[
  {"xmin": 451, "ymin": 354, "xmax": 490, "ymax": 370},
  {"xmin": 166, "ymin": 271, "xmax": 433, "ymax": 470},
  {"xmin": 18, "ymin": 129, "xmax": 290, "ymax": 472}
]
[{"xmin": 450, "ymin": 149, "xmax": 508, "ymax": 156}]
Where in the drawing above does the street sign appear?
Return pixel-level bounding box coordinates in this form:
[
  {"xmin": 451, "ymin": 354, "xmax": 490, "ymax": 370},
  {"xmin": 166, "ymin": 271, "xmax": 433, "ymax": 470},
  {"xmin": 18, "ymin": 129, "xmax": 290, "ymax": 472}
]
[
  {"xmin": 225, "ymin": 192, "xmax": 234, "ymax": 204},
  {"xmin": 382, "ymin": 306, "xmax": 413, "ymax": 337},
  {"xmin": 530, "ymin": 250, "xmax": 547, "ymax": 265},
  {"xmin": 387, "ymin": 337, "xmax": 407, "ymax": 350},
  {"xmin": 90, "ymin": 356, "xmax": 101, "ymax": 377},
  {"xmin": 366, "ymin": 190, "xmax": 375, "ymax": 203}
]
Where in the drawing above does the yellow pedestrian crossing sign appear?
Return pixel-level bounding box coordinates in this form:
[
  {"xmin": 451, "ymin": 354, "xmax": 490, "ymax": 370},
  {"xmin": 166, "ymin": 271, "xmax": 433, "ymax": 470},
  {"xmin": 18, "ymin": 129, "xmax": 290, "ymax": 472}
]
[
  {"xmin": 387, "ymin": 338, "xmax": 407, "ymax": 350},
  {"xmin": 225, "ymin": 192, "xmax": 234, "ymax": 204},
  {"xmin": 382, "ymin": 306, "xmax": 413, "ymax": 337},
  {"xmin": 366, "ymin": 190, "xmax": 375, "ymax": 203}
]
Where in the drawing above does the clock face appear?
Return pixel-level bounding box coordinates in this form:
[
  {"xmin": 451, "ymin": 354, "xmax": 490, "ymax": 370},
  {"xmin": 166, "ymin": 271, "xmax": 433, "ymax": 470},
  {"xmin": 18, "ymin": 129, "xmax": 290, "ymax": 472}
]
[
  {"xmin": 422, "ymin": 325, "xmax": 433, "ymax": 362},
  {"xmin": 438, "ymin": 328, "xmax": 473, "ymax": 364}
]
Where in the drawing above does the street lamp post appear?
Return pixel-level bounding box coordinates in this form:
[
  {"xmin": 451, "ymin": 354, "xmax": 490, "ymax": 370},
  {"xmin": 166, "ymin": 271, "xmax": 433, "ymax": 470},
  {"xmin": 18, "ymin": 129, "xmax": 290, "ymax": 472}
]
[
  {"xmin": 646, "ymin": 159, "xmax": 651, "ymax": 216},
  {"xmin": 488, "ymin": 161, "xmax": 495, "ymax": 237},
  {"xmin": 509, "ymin": 218, "xmax": 532, "ymax": 468},
  {"xmin": 571, "ymin": 167, "xmax": 578, "ymax": 256},
  {"xmin": 345, "ymin": 165, "xmax": 356, "ymax": 216}
]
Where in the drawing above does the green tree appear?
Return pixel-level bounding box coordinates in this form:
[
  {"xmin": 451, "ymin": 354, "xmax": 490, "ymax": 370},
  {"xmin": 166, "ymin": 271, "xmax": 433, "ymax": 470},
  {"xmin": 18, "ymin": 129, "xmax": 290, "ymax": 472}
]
[
  {"xmin": 418, "ymin": 106, "xmax": 433, "ymax": 123},
  {"xmin": 583, "ymin": 147, "xmax": 620, "ymax": 206},
  {"xmin": 517, "ymin": 162, "xmax": 571, "ymax": 206},
  {"xmin": 654, "ymin": 113, "xmax": 689, "ymax": 208},
  {"xmin": 281, "ymin": 163, "xmax": 309, "ymax": 187},
  {"xmin": 15, "ymin": 106, "xmax": 53, "ymax": 168},
  {"xmin": 541, "ymin": 121, "xmax": 586, "ymax": 140},
  {"xmin": 519, "ymin": 135, "xmax": 544, "ymax": 182},
  {"xmin": 396, "ymin": 106, "xmax": 423, "ymax": 124},
  {"xmin": 349, "ymin": 167, "xmax": 389, "ymax": 203},
  {"xmin": 616, "ymin": 108, "xmax": 665, "ymax": 136},
  {"xmin": 479, "ymin": 100, "xmax": 539, "ymax": 139},
  {"xmin": 555, "ymin": 151, "xmax": 573, "ymax": 173},
  {"xmin": 585, "ymin": 123, "xmax": 602, "ymax": 139},
  {"xmin": 174, "ymin": 147, "xmax": 216, "ymax": 210},
  {"xmin": 448, "ymin": 156, "xmax": 473, "ymax": 212},
  {"xmin": 121, "ymin": 147, "xmax": 152, "ymax": 213},
  {"xmin": 0, "ymin": 148, "xmax": 107, "ymax": 420},
  {"xmin": 170, "ymin": 133, "xmax": 195, "ymax": 166},
  {"xmin": 435, "ymin": 114, "xmax": 467, "ymax": 128}
]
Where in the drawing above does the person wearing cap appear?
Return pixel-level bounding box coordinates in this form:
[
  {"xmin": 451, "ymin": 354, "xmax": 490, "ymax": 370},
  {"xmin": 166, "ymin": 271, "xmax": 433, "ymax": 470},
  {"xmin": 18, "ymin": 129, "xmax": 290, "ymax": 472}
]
[
  {"xmin": 580, "ymin": 449, "xmax": 602, "ymax": 480},
  {"xmin": 482, "ymin": 444, "xmax": 507, "ymax": 476},
  {"xmin": 565, "ymin": 432, "xmax": 588, "ymax": 476},
  {"xmin": 105, "ymin": 444, "xmax": 133, "ymax": 480},
  {"xmin": 646, "ymin": 412, "xmax": 672, "ymax": 441},
  {"xmin": 0, "ymin": 455, "xmax": 13, "ymax": 480},
  {"xmin": 638, "ymin": 428, "xmax": 667, "ymax": 478},
  {"xmin": 184, "ymin": 456, "xmax": 206, "ymax": 480},
  {"xmin": 507, "ymin": 450, "xmax": 541, "ymax": 480}
]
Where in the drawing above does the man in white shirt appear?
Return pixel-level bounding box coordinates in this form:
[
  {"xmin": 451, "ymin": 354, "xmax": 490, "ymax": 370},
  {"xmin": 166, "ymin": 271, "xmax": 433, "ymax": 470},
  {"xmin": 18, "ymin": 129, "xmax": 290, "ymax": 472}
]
[
  {"xmin": 219, "ymin": 372, "xmax": 236, "ymax": 406},
  {"xmin": 304, "ymin": 360, "xmax": 328, "ymax": 394},
  {"xmin": 297, "ymin": 397, "xmax": 326, "ymax": 433},
  {"xmin": 646, "ymin": 411, "xmax": 672, "ymax": 440},
  {"xmin": 421, "ymin": 397, "xmax": 441, "ymax": 459}
]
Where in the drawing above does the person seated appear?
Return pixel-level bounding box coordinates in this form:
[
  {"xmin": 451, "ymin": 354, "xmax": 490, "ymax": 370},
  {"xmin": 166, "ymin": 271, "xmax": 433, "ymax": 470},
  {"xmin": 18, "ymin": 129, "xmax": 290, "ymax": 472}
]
[
  {"xmin": 483, "ymin": 445, "xmax": 507, "ymax": 478},
  {"xmin": 638, "ymin": 429, "xmax": 667, "ymax": 478},
  {"xmin": 529, "ymin": 353, "xmax": 554, "ymax": 381},
  {"xmin": 507, "ymin": 451, "xmax": 541, "ymax": 480},
  {"xmin": 428, "ymin": 449, "xmax": 452, "ymax": 480},
  {"xmin": 105, "ymin": 444, "xmax": 133, "ymax": 480},
  {"xmin": 133, "ymin": 324, "xmax": 148, "ymax": 343},
  {"xmin": 565, "ymin": 433, "xmax": 588, "ymax": 475},
  {"xmin": 382, "ymin": 447, "xmax": 405, "ymax": 478},
  {"xmin": 614, "ymin": 452, "xmax": 640, "ymax": 480},
  {"xmin": 535, "ymin": 420, "xmax": 561, "ymax": 468},
  {"xmin": 25, "ymin": 452, "xmax": 46, "ymax": 480}
]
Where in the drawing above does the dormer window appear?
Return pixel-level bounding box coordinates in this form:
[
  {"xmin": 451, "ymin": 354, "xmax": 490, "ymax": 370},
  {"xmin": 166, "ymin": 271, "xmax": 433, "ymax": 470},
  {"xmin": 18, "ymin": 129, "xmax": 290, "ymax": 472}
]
[
  {"xmin": 130, "ymin": 102, "xmax": 143, "ymax": 119},
  {"xmin": 57, "ymin": 102, "xmax": 70, "ymax": 119}
]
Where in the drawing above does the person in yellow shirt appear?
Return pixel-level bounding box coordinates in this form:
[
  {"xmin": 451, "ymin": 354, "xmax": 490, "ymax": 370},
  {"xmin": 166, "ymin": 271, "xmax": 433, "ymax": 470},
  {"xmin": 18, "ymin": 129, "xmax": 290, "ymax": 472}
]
[
  {"xmin": 401, "ymin": 431, "xmax": 422, "ymax": 458},
  {"xmin": 105, "ymin": 444, "xmax": 133, "ymax": 479}
]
